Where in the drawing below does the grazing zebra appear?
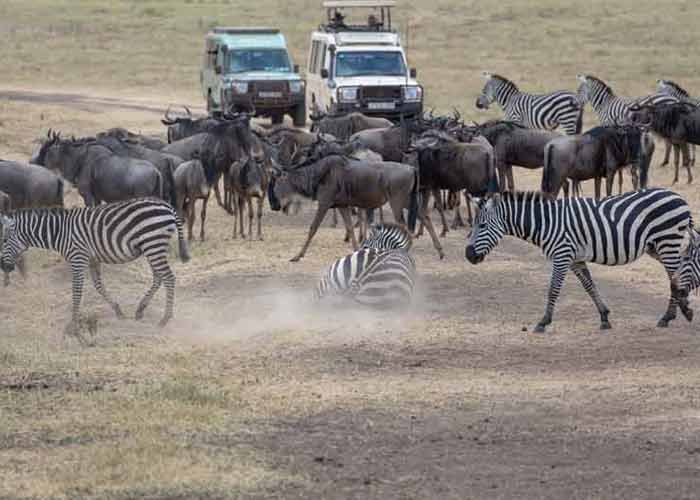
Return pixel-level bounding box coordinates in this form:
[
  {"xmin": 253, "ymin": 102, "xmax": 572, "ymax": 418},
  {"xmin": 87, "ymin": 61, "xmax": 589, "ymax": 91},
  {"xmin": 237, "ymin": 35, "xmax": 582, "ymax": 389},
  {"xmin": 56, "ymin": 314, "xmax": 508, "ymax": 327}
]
[
  {"xmin": 314, "ymin": 223, "xmax": 415, "ymax": 307},
  {"xmin": 672, "ymin": 228, "xmax": 700, "ymax": 300},
  {"xmin": 465, "ymin": 189, "xmax": 694, "ymax": 332},
  {"xmin": 0, "ymin": 198, "xmax": 190, "ymax": 339},
  {"xmin": 476, "ymin": 72, "xmax": 583, "ymax": 135},
  {"xmin": 656, "ymin": 79, "xmax": 698, "ymax": 166}
]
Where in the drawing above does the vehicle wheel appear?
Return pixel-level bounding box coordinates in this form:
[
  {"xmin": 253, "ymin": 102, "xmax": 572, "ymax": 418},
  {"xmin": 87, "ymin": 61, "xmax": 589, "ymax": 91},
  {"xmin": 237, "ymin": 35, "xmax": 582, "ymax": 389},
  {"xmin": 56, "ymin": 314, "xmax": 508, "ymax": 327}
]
[
  {"xmin": 271, "ymin": 112, "xmax": 284, "ymax": 125},
  {"xmin": 292, "ymin": 101, "xmax": 306, "ymax": 128}
]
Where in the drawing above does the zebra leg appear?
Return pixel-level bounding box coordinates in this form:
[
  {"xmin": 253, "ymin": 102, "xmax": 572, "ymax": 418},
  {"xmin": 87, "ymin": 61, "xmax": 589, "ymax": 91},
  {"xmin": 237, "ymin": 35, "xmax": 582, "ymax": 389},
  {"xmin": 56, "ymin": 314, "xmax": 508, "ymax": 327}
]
[
  {"xmin": 135, "ymin": 274, "xmax": 161, "ymax": 321},
  {"xmin": 570, "ymin": 262, "xmax": 611, "ymax": 329},
  {"xmin": 647, "ymin": 243, "xmax": 690, "ymax": 326},
  {"xmin": 89, "ymin": 261, "xmax": 124, "ymax": 319},
  {"xmin": 66, "ymin": 261, "xmax": 88, "ymax": 344},
  {"xmin": 534, "ymin": 257, "xmax": 573, "ymax": 333}
]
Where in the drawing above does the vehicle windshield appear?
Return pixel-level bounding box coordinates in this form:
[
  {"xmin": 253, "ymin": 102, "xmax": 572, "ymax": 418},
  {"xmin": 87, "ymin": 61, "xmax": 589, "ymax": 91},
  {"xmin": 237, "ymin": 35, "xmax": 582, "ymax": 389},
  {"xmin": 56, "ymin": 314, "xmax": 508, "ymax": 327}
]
[
  {"xmin": 227, "ymin": 49, "xmax": 292, "ymax": 73},
  {"xmin": 335, "ymin": 51, "xmax": 406, "ymax": 77}
]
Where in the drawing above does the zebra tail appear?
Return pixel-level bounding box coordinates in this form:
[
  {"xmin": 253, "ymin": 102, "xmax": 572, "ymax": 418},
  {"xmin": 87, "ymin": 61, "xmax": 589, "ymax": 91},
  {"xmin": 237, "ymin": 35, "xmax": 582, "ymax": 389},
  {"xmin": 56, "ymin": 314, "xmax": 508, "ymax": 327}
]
[
  {"xmin": 541, "ymin": 142, "xmax": 554, "ymax": 194},
  {"xmin": 407, "ymin": 168, "xmax": 419, "ymax": 232},
  {"xmin": 175, "ymin": 213, "xmax": 191, "ymax": 263}
]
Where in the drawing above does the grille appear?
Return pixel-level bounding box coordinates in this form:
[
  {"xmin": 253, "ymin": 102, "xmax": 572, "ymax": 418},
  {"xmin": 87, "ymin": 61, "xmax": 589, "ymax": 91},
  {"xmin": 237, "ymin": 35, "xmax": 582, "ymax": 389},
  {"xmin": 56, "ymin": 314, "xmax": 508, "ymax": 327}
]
[
  {"xmin": 361, "ymin": 86, "xmax": 402, "ymax": 100},
  {"xmin": 250, "ymin": 81, "xmax": 288, "ymax": 94}
]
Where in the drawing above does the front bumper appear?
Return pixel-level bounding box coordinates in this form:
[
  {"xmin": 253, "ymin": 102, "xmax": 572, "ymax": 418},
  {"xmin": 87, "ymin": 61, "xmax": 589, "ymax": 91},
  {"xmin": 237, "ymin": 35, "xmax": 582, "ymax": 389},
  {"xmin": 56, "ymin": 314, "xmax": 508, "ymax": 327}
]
[{"xmin": 334, "ymin": 101, "xmax": 423, "ymax": 121}]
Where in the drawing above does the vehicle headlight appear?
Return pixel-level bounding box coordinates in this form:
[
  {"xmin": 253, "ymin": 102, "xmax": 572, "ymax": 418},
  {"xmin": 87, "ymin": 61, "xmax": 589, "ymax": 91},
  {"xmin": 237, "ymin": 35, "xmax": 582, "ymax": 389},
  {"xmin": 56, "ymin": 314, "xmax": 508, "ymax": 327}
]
[
  {"xmin": 231, "ymin": 81, "xmax": 249, "ymax": 94},
  {"xmin": 289, "ymin": 81, "xmax": 304, "ymax": 93},
  {"xmin": 338, "ymin": 87, "xmax": 359, "ymax": 102},
  {"xmin": 403, "ymin": 86, "xmax": 423, "ymax": 102}
]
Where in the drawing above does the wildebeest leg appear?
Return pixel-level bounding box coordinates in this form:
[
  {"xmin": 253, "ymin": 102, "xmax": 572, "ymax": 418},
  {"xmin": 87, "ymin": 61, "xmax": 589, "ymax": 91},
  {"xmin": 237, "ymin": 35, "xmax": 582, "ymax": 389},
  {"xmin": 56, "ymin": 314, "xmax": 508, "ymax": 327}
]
[
  {"xmin": 379, "ymin": 205, "xmax": 385, "ymax": 224},
  {"xmin": 290, "ymin": 203, "xmax": 331, "ymax": 262},
  {"xmin": 597, "ymin": 177, "xmax": 604, "ymax": 200},
  {"xmin": 450, "ymin": 192, "xmax": 466, "ymax": 229},
  {"xmin": 682, "ymin": 143, "xmax": 693, "ymax": 184},
  {"xmin": 417, "ymin": 197, "xmax": 445, "ymax": 260},
  {"xmin": 617, "ymin": 168, "xmax": 623, "ymax": 195},
  {"xmin": 256, "ymin": 196, "xmax": 264, "ymax": 240},
  {"xmin": 605, "ymin": 172, "xmax": 614, "ymax": 198},
  {"xmin": 534, "ymin": 255, "xmax": 573, "ymax": 333},
  {"xmin": 464, "ymin": 192, "xmax": 473, "ymax": 226},
  {"xmin": 186, "ymin": 197, "xmax": 195, "ymax": 241},
  {"xmin": 330, "ymin": 208, "xmax": 338, "ymax": 228},
  {"xmin": 247, "ymin": 196, "xmax": 254, "ymax": 240},
  {"xmin": 692, "ymin": 144, "xmax": 696, "ymax": 166},
  {"xmin": 238, "ymin": 193, "xmax": 247, "ymax": 239},
  {"xmin": 89, "ymin": 261, "xmax": 124, "ymax": 319},
  {"xmin": 232, "ymin": 193, "xmax": 238, "ymax": 238},
  {"xmin": 570, "ymin": 262, "xmax": 611, "ymax": 330},
  {"xmin": 672, "ymin": 146, "xmax": 680, "ymax": 184},
  {"xmin": 339, "ymin": 207, "xmax": 359, "ymax": 250},
  {"xmin": 434, "ymin": 188, "xmax": 449, "ymax": 237},
  {"xmin": 661, "ymin": 139, "xmax": 671, "ymax": 167},
  {"xmin": 200, "ymin": 194, "xmax": 208, "ymax": 242}
]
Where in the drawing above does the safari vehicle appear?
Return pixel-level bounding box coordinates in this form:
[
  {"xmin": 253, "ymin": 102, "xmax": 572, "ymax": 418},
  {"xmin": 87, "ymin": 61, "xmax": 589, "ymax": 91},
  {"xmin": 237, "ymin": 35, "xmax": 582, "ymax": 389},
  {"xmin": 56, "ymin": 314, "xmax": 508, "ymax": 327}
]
[
  {"xmin": 306, "ymin": 0, "xmax": 423, "ymax": 120},
  {"xmin": 201, "ymin": 27, "xmax": 306, "ymax": 126}
]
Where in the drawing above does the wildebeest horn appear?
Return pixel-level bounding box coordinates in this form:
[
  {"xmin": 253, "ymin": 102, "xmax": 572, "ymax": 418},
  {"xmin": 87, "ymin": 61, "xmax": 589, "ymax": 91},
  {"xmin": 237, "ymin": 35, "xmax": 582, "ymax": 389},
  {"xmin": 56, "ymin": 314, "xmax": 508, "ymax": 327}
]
[
  {"xmin": 452, "ymin": 107, "xmax": 461, "ymax": 122},
  {"xmin": 184, "ymin": 105, "xmax": 192, "ymax": 117},
  {"xmin": 162, "ymin": 105, "xmax": 177, "ymax": 125}
]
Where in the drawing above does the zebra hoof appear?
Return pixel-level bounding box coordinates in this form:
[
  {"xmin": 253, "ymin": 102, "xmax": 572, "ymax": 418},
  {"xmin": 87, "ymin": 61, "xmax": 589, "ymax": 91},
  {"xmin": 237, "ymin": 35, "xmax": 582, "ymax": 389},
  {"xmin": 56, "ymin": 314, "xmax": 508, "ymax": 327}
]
[
  {"xmin": 158, "ymin": 317, "xmax": 171, "ymax": 328},
  {"xmin": 533, "ymin": 324, "xmax": 547, "ymax": 333},
  {"xmin": 681, "ymin": 307, "xmax": 694, "ymax": 322},
  {"xmin": 114, "ymin": 306, "xmax": 125, "ymax": 319},
  {"xmin": 135, "ymin": 310, "xmax": 145, "ymax": 321},
  {"xmin": 600, "ymin": 321, "xmax": 612, "ymax": 330},
  {"xmin": 657, "ymin": 318, "xmax": 670, "ymax": 328},
  {"xmin": 290, "ymin": 255, "xmax": 302, "ymax": 263}
]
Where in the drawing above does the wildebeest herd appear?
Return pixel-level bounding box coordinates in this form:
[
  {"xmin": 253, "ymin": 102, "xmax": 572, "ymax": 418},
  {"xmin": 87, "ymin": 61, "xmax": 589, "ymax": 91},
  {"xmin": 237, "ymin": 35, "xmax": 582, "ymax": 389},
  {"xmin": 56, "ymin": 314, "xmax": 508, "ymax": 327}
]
[{"xmin": 2, "ymin": 72, "xmax": 700, "ymax": 340}]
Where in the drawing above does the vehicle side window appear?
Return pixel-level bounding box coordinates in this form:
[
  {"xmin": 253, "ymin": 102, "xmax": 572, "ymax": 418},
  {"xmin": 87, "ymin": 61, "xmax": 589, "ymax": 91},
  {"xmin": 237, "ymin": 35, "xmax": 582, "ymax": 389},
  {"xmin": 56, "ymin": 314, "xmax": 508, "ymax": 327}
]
[
  {"xmin": 319, "ymin": 43, "xmax": 327, "ymax": 72},
  {"xmin": 309, "ymin": 41, "xmax": 319, "ymax": 74}
]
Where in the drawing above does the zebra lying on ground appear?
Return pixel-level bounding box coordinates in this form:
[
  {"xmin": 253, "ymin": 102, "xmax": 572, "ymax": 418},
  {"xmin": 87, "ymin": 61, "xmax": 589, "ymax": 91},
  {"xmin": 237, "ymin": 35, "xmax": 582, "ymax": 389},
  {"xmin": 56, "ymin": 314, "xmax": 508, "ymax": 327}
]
[
  {"xmin": 314, "ymin": 223, "xmax": 416, "ymax": 307},
  {"xmin": 465, "ymin": 189, "xmax": 694, "ymax": 332},
  {"xmin": 476, "ymin": 73, "xmax": 583, "ymax": 135},
  {"xmin": 0, "ymin": 198, "xmax": 190, "ymax": 340}
]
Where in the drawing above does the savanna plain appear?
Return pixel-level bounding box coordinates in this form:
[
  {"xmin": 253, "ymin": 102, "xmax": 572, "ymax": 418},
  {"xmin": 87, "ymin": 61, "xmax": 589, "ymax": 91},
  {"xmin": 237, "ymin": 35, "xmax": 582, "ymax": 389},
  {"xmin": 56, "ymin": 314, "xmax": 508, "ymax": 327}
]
[{"xmin": 1, "ymin": 1, "xmax": 700, "ymax": 499}]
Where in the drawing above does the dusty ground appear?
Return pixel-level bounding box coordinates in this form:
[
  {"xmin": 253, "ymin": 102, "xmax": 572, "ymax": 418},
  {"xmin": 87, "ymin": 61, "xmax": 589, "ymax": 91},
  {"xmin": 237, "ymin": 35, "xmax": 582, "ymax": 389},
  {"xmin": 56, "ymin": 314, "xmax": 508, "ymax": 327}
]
[{"xmin": 2, "ymin": 1, "xmax": 700, "ymax": 498}]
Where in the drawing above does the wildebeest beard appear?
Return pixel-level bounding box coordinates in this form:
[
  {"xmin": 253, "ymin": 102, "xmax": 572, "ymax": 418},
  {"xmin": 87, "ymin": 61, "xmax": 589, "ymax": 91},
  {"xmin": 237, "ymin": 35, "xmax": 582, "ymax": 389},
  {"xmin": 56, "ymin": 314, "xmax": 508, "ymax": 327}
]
[{"xmin": 200, "ymin": 119, "xmax": 253, "ymax": 185}]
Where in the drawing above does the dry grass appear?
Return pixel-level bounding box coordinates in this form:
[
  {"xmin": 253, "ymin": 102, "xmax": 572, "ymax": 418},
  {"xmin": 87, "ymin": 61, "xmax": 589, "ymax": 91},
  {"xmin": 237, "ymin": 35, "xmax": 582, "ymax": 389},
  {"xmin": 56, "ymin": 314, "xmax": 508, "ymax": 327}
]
[{"xmin": 2, "ymin": 1, "xmax": 700, "ymax": 499}]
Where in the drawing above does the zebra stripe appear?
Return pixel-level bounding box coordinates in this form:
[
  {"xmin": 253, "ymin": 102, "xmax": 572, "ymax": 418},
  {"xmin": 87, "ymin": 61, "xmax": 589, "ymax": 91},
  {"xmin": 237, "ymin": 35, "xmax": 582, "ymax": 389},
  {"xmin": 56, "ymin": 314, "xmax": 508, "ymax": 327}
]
[
  {"xmin": 315, "ymin": 224, "xmax": 416, "ymax": 307},
  {"xmin": 465, "ymin": 189, "xmax": 694, "ymax": 332},
  {"xmin": 577, "ymin": 74, "xmax": 678, "ymax": 125},
  {"xmin": 0, "ymin": 198, "xmax": 189, "ymax": 339},
  {"xmin": 656, "ymin": 79, "xmax": 700, "ymax": 106},
  {"xmin": 361, "ymin": 222, "xmax": 413, "ymax": 251},
  {"xmin": 672, "ymin": 229, "xmax": 700, "ymax": 299},
  {"xmin": 478, "ymin": 73, "xmax": 583, "ymax": 135}
]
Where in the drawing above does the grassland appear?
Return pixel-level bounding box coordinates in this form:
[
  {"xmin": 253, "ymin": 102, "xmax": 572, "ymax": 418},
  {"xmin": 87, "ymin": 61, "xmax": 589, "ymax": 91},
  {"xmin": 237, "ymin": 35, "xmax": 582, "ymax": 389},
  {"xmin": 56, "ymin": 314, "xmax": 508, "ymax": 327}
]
[{"xmin": 1, "ymin": 1, "xmax": 700, "ymax": 499}]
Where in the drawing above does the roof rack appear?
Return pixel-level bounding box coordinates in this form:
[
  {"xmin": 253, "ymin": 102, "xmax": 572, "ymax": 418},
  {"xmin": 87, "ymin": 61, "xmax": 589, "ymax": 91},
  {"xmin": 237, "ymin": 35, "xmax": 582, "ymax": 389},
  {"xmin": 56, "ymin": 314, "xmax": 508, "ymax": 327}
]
[
  {"xmin": 321, "ymin": 0, "xmax": 396, "ymax": 33},
  {"xmin": 210, "ymin": 27, "xmax": 280, "ymax": 35}
]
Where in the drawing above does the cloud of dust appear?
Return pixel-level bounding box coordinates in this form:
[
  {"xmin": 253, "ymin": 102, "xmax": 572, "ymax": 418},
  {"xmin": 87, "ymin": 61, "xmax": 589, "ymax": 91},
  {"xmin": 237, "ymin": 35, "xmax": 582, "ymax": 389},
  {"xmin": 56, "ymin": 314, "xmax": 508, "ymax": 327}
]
[{"xmin": 169, "ymin": 280, "xmax": 428, "ymax": 347}]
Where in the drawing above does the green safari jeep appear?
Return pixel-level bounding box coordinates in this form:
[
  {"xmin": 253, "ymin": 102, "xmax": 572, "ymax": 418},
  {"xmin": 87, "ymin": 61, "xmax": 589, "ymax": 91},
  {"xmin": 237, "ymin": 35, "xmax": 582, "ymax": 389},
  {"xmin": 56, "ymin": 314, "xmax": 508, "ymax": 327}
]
[{"xmin": 201, "ymin": 27, "xmax": 306, "ymax": 126}]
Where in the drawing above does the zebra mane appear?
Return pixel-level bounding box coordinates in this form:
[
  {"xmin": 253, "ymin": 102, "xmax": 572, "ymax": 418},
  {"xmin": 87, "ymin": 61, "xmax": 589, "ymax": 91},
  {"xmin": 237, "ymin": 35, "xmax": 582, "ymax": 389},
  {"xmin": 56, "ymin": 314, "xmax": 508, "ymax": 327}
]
[
  {"xmin": 489, "ymin": 73, "xmax": 516, "ymax": 85},
  {"xmin": 660, "ymin": 79, "xmax": 690, "ymax": 98},
  {"xmin": 368, "ymin": 222, "xmax": 413, "ymax": 250},
  {"xmin": 584, "ymin": 75, "xmax": 615, "ymax": 95},
  {"xmin": 501, "ymin": 191, "xmax": 553, "ymax": 205}
]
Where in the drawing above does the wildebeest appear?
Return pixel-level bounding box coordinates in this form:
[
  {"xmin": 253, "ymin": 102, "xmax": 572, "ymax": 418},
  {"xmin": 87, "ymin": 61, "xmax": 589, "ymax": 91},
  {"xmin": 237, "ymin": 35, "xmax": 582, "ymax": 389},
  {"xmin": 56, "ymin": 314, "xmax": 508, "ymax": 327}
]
[
  {"xmin": 174, "ymin": 159, "xmax": 211, "ymax": 241},
  {"xmin": 346, "ymin": 118, "xmax": 425, "ymax": 162},
  {"xmin": 466, "ymin": 121, "xmax": 562, "ymax": 192},
  {"xmin": 228, "ymin": 158, "xmax": 268, "ymax": 240},
  {"xmin": 96, "ymin": 127, "xmax": 167, "ymax": 151},
  {"xmin": 161, "ymin": 105, "xmax": 222, "ymax": 143},
  {"xmin": 162, "ymin": 114, "xmax": 254, "ymax": 210},
  {"xmin": 267, "ymin": 154, "xmax": 423, "ymax": 261},
  {"xmin": 541, "ymin": 125, "xmax": 654, "ymax": 199},
  {"xmin": 94, "ymin": 135, "xmax": 180, "ymax": 207},
  {"xmin": 0, "ymin": 159, "xmax": 64, "ymax": 209},
  {"xmin": 628, "ymin": 102, "xmax": 700, "ymax": 184},
  {"xmin": 34, "ymin": 133, "xmax": 163, "ymax": 206},
  {"xmin": 309, "ymin": 111, "xmax": 393, "ymax": 141},
  {"xmin": 406, "ymin": 130, "xmax": 495, "ymax": 240}
]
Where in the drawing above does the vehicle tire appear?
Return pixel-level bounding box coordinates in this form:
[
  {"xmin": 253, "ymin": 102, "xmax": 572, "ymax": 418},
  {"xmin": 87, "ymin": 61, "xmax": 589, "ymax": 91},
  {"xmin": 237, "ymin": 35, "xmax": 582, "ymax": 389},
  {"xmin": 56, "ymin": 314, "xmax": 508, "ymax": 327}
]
[
  {"xmin": 292, "ymin": 101, "xmax": 306, "ymax": 128},
  {"xmin": 271, "ymin": 112, "xmax": 284, "ymax": 125}
]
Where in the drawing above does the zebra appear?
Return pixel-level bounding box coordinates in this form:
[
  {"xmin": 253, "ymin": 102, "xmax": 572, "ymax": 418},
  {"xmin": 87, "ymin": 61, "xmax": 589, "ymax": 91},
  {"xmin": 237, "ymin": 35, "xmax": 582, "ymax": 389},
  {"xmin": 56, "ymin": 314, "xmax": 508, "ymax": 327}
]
[
  {"xmin": 465, "ymin": 189, "xmax": 694, "ymax": 333},
  {"xmin": 476, "ymin": 72, "xmax": 583, "ymax": 135},
  {"xmin": 314, "ymin": 223, "xmax": 415, "ymax": 307},
  {"xmin": 672, "ymin": 228, "xmax": 700, "ymax": 300},
  {"xmin": 0, "ymin": 198, "xmax": 190, "ymax": 340},
  {"xmin": 656, "ymin": 79, "xmax": 698, "ymax": 166}
]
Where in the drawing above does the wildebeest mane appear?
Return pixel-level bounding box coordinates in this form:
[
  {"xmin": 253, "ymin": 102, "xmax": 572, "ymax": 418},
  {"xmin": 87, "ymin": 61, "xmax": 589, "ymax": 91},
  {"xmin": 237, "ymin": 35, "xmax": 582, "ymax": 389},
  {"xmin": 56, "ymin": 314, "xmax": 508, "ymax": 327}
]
[{"xmin": 286, "ymin": 155, "xmax": 345, "ymax": 199}]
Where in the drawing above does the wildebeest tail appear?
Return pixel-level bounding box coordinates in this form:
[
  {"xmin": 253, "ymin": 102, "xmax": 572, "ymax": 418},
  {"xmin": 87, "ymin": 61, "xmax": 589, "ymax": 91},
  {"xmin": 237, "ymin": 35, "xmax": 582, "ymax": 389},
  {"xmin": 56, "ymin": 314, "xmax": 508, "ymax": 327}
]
[
  {"xmin": 407, "ymin": 168, "xmax": 419, "ymax": 232},
  {"xmin": 166, "ymin": 160, "xmax": 178, "ymax": 209},
  {"xmin": 541, "ymin": 142, "xmax": 554, "ymax": 194},
  {"xmin": 174, "ymin": 212, "xmax": 191, "ymax": 263}
]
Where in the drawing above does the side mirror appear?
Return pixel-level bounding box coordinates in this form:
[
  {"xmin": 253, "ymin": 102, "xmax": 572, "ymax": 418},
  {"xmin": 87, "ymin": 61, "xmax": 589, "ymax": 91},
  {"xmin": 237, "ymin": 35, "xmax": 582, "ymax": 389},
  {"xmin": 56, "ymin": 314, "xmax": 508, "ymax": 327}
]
[
  {"xmin": 410, "ymin": 68, "xmax": 417, "ymax": 79},
  {"xmin": 293, "ymin": 64, "xmax": 300, "ymax": 74},
  {"xmin": 215, "ymin": 65, "xmax": 223, "ymax": 75},
  {"xmin": 320, "ymin": 68, "xmax": 329, "ymax": 79}
]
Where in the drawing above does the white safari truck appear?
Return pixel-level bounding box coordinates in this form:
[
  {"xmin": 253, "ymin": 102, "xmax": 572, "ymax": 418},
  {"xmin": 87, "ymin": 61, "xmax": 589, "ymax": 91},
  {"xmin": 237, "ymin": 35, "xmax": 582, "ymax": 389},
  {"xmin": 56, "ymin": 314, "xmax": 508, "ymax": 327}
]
[{"xmin": 306, "ymin": 1, "xmax": 423, "ymax": 120}]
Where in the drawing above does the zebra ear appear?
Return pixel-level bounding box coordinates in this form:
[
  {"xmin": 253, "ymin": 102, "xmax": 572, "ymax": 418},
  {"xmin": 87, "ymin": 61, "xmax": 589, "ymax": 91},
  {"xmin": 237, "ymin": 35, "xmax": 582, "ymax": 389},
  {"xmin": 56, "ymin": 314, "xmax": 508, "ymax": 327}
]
[
  {"xmin": 576, "ymin": 74, "xmax": 587, "ymax": 83},
  {"xmin": 481, "ymin": 71, "xmax": 492, "ymax": 80},
  {"xmin": 689, "ymin": 227, "xmax": 700, "ymax": 246}
]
